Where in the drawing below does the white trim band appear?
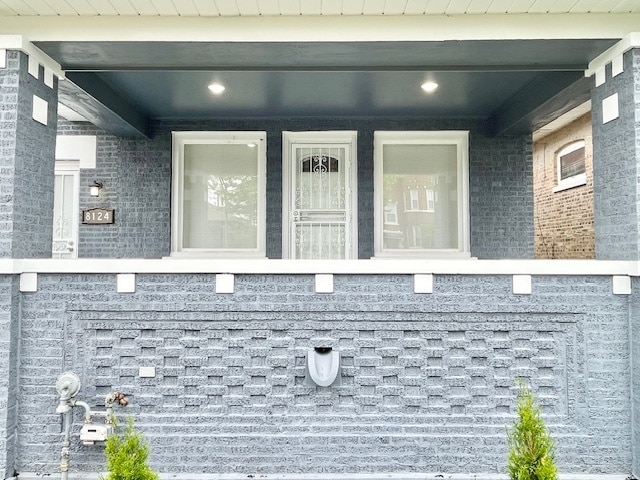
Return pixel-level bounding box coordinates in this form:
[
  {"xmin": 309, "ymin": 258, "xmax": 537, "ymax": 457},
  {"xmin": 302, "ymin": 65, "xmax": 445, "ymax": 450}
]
[
  {"xmin": 0, "ymin": 35, "xmax": 64, "ymax": 79},
  {"xmin": 586, "ymin": 32, "xmax": 640, "ymax": 78},
  {"xmin": 0, "ymin": 258, "xmax": 638, "ymax": 276}
]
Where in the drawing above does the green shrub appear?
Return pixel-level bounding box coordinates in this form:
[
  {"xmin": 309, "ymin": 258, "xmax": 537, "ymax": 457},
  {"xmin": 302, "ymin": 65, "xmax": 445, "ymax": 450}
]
[
  {"xmin": 102, "ymin": 417, "xmax": 159, "ymax": 480},
  {"xmin": 507, "ymin": 382, "xmax": 558, "ymax": 480}
]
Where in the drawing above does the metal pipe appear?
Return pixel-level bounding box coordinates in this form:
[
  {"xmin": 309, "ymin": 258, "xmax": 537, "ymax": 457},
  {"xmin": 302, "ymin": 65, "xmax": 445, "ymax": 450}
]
[
  {"xmin": 60, "ymin": 409, "xmax": 72, "ymax": 480},
  {"xmin": 73, "ymin": 400, "xmax": 92, "ymax": 423}
]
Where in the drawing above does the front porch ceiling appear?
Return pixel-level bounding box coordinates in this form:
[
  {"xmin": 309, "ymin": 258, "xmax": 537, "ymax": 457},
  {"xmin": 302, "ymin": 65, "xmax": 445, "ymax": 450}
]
[{"xmin": 35, "ymin": 37, "xmax": 617, "ymax": 138}]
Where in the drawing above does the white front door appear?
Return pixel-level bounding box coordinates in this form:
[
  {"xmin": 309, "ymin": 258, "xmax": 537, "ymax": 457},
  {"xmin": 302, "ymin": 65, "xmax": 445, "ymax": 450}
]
[
  {"xmin": 52, "ymin": 162, "xmax": 79, "ymax": 259},
  {"xmin": 282, "ymin": 131, "xmax": 358, "ymax": 259}
]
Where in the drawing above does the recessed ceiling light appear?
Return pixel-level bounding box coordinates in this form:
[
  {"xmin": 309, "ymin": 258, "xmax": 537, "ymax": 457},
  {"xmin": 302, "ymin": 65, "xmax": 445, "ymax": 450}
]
[
  {"xmin": 421, "ymin": 81, "xmax": 439, "ymax": 93},
  {"xmin": 208, "ymin": 83, "xmax": 226, "ymax": 95},
  {"xmin": 247, "ymin": 143, "xmax": 257, "ymax": 148}
]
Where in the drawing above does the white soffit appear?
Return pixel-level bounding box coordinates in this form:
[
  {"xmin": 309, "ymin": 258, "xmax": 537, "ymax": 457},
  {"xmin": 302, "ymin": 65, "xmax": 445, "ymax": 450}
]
[
  {"xmin": 58, "ymin": 103, "xmax": 87, "ymax": 122},
  {"xmin": 0, "ymin": 0, "xmax": 639, "ymax": 16},
  {"xmin": 532, "ymin": 101, "xmax": 591, "ymax": 142}
]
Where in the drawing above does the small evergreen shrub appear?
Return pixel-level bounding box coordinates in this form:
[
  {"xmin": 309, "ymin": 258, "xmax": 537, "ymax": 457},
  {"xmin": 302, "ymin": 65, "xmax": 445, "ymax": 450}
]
[
  {"xmin": 507, "ymin": 382, "xmax": 558, "ymax": 480},
  {"xmin": 102, "ymin": 416, "xmax": 159, "ymax": 480}
]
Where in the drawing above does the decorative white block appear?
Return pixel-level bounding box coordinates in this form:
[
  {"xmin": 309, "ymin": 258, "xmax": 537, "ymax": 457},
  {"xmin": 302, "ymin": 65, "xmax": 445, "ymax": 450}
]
[
  {"xmin": 27, "ymin": 54, "xmax": 39, "ymax": 78},
  {"xmin": 32, "ymin": 95, "xmax": 48, "ymax": 125},
  {"xmin": 19, "ymin": 273, "xmax": 38, "ymax": 293},
  {"xmin": 612, "ymin": 54, "xmax": 624, "ymax": 77},
  {"xmin": 612, "ymin": 275, "xmax": 631, "ymax": 295},
  {"xmin": 513, "ymin": 275, "xmax": 532, "ymax": 295},
  {"xmin": 116, "ymin": 273, "xmax": 136, "ymax": 293},
  {"xmin": 315, "ymin": 274, "xmax": 334, "ymax": 294},
  {"xmin": 138, "ymin": 366, "xmax": 156, "ymax": 378},
  {"xmin": 595, "ymin": 66, "xmax": 605, "ymax": 87},
  {"xmin": 44, "ymin": 68, "xmax": 54, "ymax": 88},
  {"xmin": 216, "ymin": 274, "xmax": 235, "ymax": 294},
  {"xmin": 414, "ymin": 274, "xmax": 433, "ymax": 294},
  {"xmin": 602, "ymin": 93, "xmax": 619, "ymax": 124},
  {"xmin": 0, "ymin": 49, "xmax": 5, "ymax": 68}
]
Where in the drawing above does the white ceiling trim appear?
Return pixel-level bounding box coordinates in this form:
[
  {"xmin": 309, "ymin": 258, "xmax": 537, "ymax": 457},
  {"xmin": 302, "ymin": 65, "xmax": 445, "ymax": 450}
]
[
  {"xmin": 586, "ymin": 32, "xmax": 640, "ymax": 77},
  {"xmin": 0, "ymin": 0, "xmax": 639, "ymax": 16},
  {"xmin": 1, "ymin": 14, "xmax": 639, "ymax": 42},
  {"xmin": 0, "ymin": 34, "xmax": 64, "ymax": 78}
]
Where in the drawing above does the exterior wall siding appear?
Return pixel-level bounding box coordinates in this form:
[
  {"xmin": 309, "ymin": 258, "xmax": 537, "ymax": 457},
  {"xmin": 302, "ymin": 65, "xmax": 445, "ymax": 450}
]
[
  {"xmin": 533, "ymin": 113, "xmax": 595, "ymax": 259},
  {"xmin": 58, "ymin": 118, "xmax": 534, "ymax": 260},
  {"xmin": 592, "ymin": 49, "xmax": 640, "ymax": 260},
  {"xmin": 14, "ymin": 272, "xmax": 631, "ymax": 476}
]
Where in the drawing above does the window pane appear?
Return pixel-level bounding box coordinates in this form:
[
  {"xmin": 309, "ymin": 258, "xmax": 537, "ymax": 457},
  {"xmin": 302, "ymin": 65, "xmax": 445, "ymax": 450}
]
[
  {"xmin": 382, "ymin": 144, "xmax": 458, "ymax": 250},
  {"xmin": 560, "ymin": 146, "xmax": 585, "ymax": 180},
  {"xmin": 183, "ymin": 144, "xmax": 258, "ymax": 249}
]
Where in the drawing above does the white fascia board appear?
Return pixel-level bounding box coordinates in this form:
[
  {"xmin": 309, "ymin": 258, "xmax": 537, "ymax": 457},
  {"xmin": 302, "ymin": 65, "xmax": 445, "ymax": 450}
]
[
  {"xmin": 0, "ymin": 34, "xmax": 65, "ymax": 79},
  {"xmin": 1, "ymin": 14, "xmax": 639, "ymax": 42},
  {"xmin": 586, "ymin": 32, "xmax": 640, "ymax": 78},
  {"xmin": 0, "ymin": 258, "xmax": 637, "ymax": 276}
]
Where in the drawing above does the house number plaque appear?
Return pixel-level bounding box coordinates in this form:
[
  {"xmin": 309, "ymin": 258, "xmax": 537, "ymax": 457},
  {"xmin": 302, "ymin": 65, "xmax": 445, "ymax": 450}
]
[{"xmin": 82, "ymin": 208, "xmax": 115, "ymax": 224}]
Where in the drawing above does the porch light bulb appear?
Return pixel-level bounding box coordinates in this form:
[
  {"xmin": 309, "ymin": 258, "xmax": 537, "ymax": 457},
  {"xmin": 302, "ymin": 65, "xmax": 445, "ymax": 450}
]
[
  {"xmin": 421, "ymin": 81, "xmax": 439, "ymax": 93},
  {"xmin": 247, "ymin": 143, "xmax": 257, "ymax": 148},
  {"xmin": 89, "ymin": 181, "xmax": 103, "ymax": 197},
  {"xmin": 208, "ymin": 83, "xmax": 226, "ymax": 95}
]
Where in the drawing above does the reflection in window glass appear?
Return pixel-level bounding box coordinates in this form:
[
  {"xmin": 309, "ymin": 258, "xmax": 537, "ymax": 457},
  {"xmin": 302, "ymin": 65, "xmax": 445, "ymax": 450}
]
[
  {"xmin": 183, "ymin": 144, "xmax": 258, "ymax": 249},
  {"xmin": 382, "ymin": 144, "xmax": 458, "ymax": 250}
]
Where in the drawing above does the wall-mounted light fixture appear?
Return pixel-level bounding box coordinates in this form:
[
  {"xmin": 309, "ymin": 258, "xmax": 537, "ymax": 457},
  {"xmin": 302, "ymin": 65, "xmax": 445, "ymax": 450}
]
[{"xmin": 89, "ymin": 181, "xmax": 103, "ymax": 197}]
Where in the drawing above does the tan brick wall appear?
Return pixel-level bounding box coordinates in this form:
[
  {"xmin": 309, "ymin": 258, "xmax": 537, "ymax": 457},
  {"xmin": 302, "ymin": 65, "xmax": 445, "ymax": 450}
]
[{"xmin": 533, "ymin": 113, "xmax": 594, "ymax": 259}]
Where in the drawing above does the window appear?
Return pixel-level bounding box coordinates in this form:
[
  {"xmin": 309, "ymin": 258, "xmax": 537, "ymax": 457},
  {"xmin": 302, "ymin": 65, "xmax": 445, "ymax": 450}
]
[
  {"xmin": 553, "ymin": 140, "xmax": 586, "ymax": 192},
  {"xmin": 374, "ymin": 131, "xmax": 470, "ymax": 258},
  {"xmin": 171, "ymin": 131, "xmax": 266, "ymax": 257}
]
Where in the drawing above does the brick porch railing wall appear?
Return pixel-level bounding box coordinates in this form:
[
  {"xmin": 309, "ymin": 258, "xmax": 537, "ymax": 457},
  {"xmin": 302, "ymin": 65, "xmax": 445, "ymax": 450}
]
[{"xmin": 7, "ymin": 268, "xmax": 632, "ymax": 477}]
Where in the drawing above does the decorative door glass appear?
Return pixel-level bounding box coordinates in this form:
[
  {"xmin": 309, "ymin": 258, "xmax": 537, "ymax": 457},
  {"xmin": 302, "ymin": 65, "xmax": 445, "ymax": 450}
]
[
  {"xmin": 52, "ymin": 168, "xmax": 79, "ymax": 258},
  {"xmin": 291, "ymin": 145, "xmax": 350, "ymax": 259}
]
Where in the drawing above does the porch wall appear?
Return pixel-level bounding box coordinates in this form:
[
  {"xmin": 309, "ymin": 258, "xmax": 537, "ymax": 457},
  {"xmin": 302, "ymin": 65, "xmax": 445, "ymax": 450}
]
[
  {"xmin": 0, "ymin": 276, "xmax": 19, "ymax": 479},
  {"xmin": 57, "ymin": 118, "xmax": 533, "ymax": 260},
  {"xmin": 12, "ymin": 270, "xmax": 631, "ymax": 476}
]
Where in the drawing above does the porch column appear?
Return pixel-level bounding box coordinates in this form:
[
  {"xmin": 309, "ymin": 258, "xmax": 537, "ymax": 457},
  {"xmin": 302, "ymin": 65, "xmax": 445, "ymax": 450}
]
[
  {"xmin": 590, "ymin": 38, "xmax": 640, "ymax": 260},
  {"xmin": 0, "ymin": 48, "xmax": 58, "ymax": 258},
  {"xmin": 0, "ymin": 45, "xmax": 59, "ymax": 478},
  {"xmin": 589, "ymin": 34, "xmax": 640, "ymax": 478}
]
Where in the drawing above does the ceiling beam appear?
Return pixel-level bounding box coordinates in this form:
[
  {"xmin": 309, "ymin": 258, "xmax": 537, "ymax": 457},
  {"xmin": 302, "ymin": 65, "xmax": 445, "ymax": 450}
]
[
  {"xmin": 488, "ymin": 71, "xmax": 591, "ymax": 137},
  {"xmin": 59, "ymin": 72, "xmax": 151, "ymax": 138},
  {"xmin": 36, "ymin": 40, "xmax": 615, "ymax": 72}
]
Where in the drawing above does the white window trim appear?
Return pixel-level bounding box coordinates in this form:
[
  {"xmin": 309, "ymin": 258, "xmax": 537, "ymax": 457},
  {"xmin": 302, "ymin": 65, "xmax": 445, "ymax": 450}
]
[
  {"xmin": 553, "ymin": 140, "xmax": 586, "ymax": 193},
  {"xmin": 281, "ymin": 131, "xmax": 358, "ymax": 260},
  {"xmin": 170, "ymin": 131, "xmax": 267, "ymax": 258},
  {"xmin": 373, "ymin": 130, "xmax": 471, "ymax": 259}
]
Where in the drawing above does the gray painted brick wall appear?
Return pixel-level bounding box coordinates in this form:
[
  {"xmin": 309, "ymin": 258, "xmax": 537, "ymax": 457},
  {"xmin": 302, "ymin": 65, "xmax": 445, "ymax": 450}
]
[
  {"xmin": 15, "ymin": 273, "xmax": 631, "ymax": 476},
  {"xmin": 58, "ymin": 118, "xmax": 534, "ymax": 260},
  {"xmin": 0, "ymin": 51, "xmax": 58, "ymax": 258},
  {"xmin": 592, "ymin": 49, "xmax": 640, "ymax": 260},
  {"xmin": 632, "ymin": 277, "xmax": 640, "ymax": 476},
  {"xmin": 0, "ymin": 276, "xmax": 19, "ymax": 479}
]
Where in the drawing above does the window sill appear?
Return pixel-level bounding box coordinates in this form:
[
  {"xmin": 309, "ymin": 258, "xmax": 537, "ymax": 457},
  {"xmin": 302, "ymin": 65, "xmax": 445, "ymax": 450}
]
[
  {"xmin": 374, "ymin": 250, "xmax": 474, "ymax": 259},
  {"xmin": 167, "ymin": 251, "xmax": 267, "ymax": 259},
  {"xmin": 553, "ymin": 173, "xmax": 586, "ymax": 193}
]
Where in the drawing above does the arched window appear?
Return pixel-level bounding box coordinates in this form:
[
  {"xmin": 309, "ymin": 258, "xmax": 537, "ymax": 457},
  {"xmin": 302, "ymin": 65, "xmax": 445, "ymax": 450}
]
[{"xmin": 554, "ymin": 140, "xmax": 586, "ymax": 192}]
